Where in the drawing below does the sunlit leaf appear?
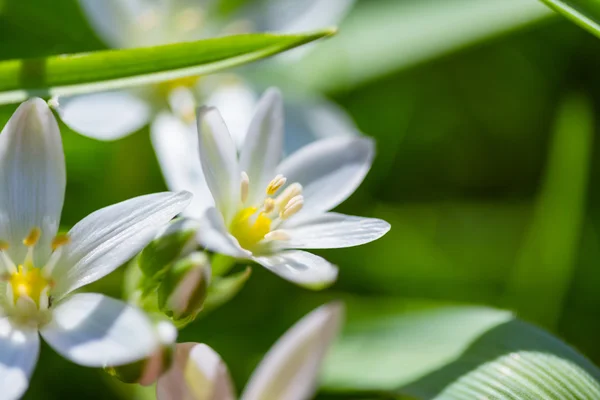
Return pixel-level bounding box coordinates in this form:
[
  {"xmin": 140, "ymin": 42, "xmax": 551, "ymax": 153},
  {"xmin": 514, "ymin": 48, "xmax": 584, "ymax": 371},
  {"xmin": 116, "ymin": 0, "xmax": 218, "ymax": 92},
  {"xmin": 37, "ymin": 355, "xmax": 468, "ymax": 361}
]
[
  {"xmin": 291, "ymin": 0, "xmax": 553, "ymax": 92},
  {"xmin": 504, "ymin": 93, "xmax": 594, "ymax": 328},
  {"xmin": 322, "ymin": 301, "xmax": 600, "ymax": 399},
  {"xmin": 0, "ymin": 30, "xmax": 334, "ymax": 105},
  {"xmin": 538, "ymin": 0, "xmax": 600, "ymax": 37}
]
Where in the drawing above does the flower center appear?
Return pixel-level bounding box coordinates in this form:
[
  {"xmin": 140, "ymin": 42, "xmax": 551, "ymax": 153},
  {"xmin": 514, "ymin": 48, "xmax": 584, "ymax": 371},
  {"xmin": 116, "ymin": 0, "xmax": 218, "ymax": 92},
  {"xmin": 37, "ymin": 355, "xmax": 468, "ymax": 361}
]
[
  {"xmin": 0, "ymin": 228, "xmax": 70, "ymax": 325},
  {"xmin": 229, "ymin": 173, "xmax": 304, "ymax": 251}
]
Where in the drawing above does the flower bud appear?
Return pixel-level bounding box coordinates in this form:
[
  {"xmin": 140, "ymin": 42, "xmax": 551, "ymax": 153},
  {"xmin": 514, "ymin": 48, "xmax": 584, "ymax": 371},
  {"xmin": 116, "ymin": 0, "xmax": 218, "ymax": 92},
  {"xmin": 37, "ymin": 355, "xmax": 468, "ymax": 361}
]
[
  {"xmin": 138, "ymin": 218, "xmax": 199, "ymax": 280},
  {"xmin": 158, "ymin": 252, "xmax": 211, "ymax": 325},
  {"xmin": 106, "ymin": 320, "xmax": 177, "ymax": 385}
]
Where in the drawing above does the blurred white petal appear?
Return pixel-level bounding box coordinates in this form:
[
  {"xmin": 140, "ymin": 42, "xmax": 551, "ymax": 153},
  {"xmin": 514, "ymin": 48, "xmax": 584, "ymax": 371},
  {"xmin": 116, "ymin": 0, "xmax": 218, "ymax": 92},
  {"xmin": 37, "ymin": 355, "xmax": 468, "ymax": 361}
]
[
  {"xmin": 261, "ymin": 0, "xmax": 354, "ymax": 33},
  {"xmin": 78, "ymin": 0, "xmax": 173, "ymax": 47},
  {"xmin": 59, "ymin": 91, "xmax": 151, "ymax": 141},
  {"xmin": 280, "ymin": 212, "xmax": 390, "ymax": 249},
  {"xmin": 241, "ymin": 303, "xmax": 344, "ymax": 400},
  {"xmin": 151, "ymin": 112, "xmax": 214, "ymax": 218},
  {"xmin": 0, "ymin": 318, "xmax": 39, "ymax": 400},
  {"xmin": 253, "ymin": 250, "xmax": 337, "ymax": 289},
  {"xmin": 157, "ymin": 343, "xmax": 236, "ymax": 400},
  {"xmin": 197, "ymin": 107, "xmax": 239, "ymax": 223},
  {"xmin": 239, "ymin": 88, "xmax": 284, "ymax": 205},
  {"xmin": 0, "ymin": 98, "xmax": 65, "ymax": 265},
  {"xmin": 196, "ymin": 208, "xmax": 250, "ymax": 258},
  {"xmin": 277, "ymin": 137, "xmax": 374, "ymax": 216},
  {"xmin": 41, "ymin": 293, "xmax": 157, "ymax": 367},
  {"xmin": 203, "ymin": 78, "xmax": 257, "ymax": 149},
  {"xmin": 282, "ymin": 96, "xmax": 360, "ymax": 155},
  {"xmin": 52, "ymin": 191, "xmax": 192, "ymax": 298}
]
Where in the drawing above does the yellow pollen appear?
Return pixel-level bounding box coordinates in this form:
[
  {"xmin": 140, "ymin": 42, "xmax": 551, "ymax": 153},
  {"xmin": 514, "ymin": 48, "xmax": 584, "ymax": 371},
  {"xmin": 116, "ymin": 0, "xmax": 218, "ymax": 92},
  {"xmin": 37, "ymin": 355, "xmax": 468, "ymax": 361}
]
[
  {"xmin": 230, "ymin": 207, "xmax": 272, "ymax": 250},
  {"xmin": 266, "ymin": 175, "xmax": 286, "ymax": 196},
  {"xmin": 51, "ymin": 234, "xmax": 70, "ymax": 251},
  {"xmin": 23, "ymin": 227, "xmax": 41, "ymax": 247},
  {"xmin": 9, "ymin": 265, "xmax": 50, "ymax": 307},
  {"xmin": 264, "ymin": 198, "xmax": 275, "ymax": 213}
]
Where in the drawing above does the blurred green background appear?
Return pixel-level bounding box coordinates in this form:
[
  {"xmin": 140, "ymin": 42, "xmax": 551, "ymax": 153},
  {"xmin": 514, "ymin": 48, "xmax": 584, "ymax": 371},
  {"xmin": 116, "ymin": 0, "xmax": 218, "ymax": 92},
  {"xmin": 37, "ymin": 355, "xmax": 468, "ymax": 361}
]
[{"xmin": 3, "ymin": 0, "xmax": 600, "ymax": 398}]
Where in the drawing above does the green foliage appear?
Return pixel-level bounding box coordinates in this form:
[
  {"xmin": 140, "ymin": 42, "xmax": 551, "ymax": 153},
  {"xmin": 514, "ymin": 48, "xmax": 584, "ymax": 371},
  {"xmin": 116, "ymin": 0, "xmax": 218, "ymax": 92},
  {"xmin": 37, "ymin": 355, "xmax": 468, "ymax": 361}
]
[
  {"xmin": 321, "ymin": 301, "xmax": 600, "ymax": 399},
  {"xmin": 538, "ymin": 0, "xmax": 600, "ymax": 37},
  {"xmin": 0, "ymin": 29, "xmax": 334, "ymax": 104}
]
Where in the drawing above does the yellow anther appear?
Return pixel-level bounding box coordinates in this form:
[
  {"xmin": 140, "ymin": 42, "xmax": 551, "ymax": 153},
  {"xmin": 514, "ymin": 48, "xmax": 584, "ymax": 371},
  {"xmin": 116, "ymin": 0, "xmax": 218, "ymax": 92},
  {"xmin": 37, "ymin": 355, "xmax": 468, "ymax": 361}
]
[
  {"xmin": 266, "ymin": 175, "xmax": 287, "ymax": 196},
  {"xmin": 264, "ymin": 230, "xmax": 290, "ymax": 241},
  {"xmin": 51, "ymin": 234, "xmax": 70, "ymax": 251},
  {"xmin": 241, "ymin": 171, "xmax": 250, "ymax": 203},
  {"xmin": 281, "ymin": 195, "xmax": 304, "ymax": 220},
  {"xmin": 0, "ymin": 241, "xmax": 9, "ymax": 251},
  {"xmin": 275, "ymin": 183, "xmax": 302, "ymax": 209},
  {"xmin": 23, "ymin": 227, "xmax": 41, "ymax": 247},
  {"xmin": 263, "ymin": 198, "xmax": 275, "ymax": 213}
]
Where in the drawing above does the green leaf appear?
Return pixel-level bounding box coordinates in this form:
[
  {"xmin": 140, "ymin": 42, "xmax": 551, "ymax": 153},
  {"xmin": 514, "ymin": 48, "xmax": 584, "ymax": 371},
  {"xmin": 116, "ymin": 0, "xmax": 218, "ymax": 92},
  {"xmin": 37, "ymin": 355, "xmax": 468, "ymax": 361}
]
[
  {"xmin": 322, "ymin": 301, "xmax": 600, "ymax": 399},
  {"xmin": 538, "ymin": 0, "xmax": 600, "ymax": 37},
  {"xmin": 0, "ymin": 30, "xmax": 334, "ymax": 105},
  {"xmin": 291, "ymin": 0, "xmax": 553, "ymax": 92},
  {"xmin": 504, "ymin": 93, "xmax": 594, "ymax": 328}
]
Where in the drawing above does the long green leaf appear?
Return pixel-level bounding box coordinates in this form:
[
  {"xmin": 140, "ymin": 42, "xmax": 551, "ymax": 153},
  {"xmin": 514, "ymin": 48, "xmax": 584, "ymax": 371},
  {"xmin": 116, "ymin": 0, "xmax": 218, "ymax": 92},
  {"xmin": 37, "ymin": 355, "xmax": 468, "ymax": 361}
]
[
  {"xmin": 538, "ymin": 0, "xmax": 600, "ymax": 37},
  {"xmin": 504, "ymin": 93, "xmax": 593, "ymax": 328},
  {"xmin": 322, "ymin": 300, "xmax": 600, "ymax": 399},
  {"xmin": 0, "ymin": 30, "xmax": 334, "ymax": 105}
]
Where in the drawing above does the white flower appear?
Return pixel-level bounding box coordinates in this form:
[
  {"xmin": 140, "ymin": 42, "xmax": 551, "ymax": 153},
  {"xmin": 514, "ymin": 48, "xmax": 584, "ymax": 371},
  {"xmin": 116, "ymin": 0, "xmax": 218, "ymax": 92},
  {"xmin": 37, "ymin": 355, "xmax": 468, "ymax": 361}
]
[
  {"xmin": 0, "ymin": 98, "xmax": 192, "ymax": 399},
  {"xmin": 156, "ymin": 302, "xmax": 343, "ymax": 400},
  {"xmin": 57, "ymin": 0, "xmax": 357, "ymax": 152},
  {"xmin": 157, "ymin": 88, "xmax": 390, "ymax": 288}
]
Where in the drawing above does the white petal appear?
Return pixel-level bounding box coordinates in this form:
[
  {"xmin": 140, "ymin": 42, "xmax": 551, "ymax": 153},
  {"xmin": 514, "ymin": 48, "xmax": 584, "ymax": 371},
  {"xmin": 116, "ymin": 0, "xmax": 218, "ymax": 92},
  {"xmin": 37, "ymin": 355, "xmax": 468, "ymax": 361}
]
[
  {"xmin": 58, "ymin": 91, "xmax": 151, "ymax": 141},
  {"xmin": 282, "ymin": 96, "xmax": 360, "ymax": 154},
  {"xmin": 197, "ymin": 107, "xmax": 239, "ymax": 224},
  {"xmin": 151, "ymin": 112, "xmax": 214, "ymax": 218},
  {"xmin": 196, "ymin": 208, "xmax": 251, "ymax": 258},
  {"xmin": 279, "ymin": 212, "xmax": 390, "ymax": 249},
  {"xmin": 51, "ymin": 191, "xmax": 192, "ymax": 298},
  {"xmin": 262, "ymin": 0, "xmax": 355, "ymax": 33},
  {"xmin": 0, "ymin": 318, "xmax": 39, "ymax": 400},
  {"xmin": 157, "ymin": 343, "xmax": 236, "ymax": 400},
  {"xmin": 277, "ymin": 136, "xmax": 374, "ymax": 216},
  {"xmin": 0, "ymin": 98, "xmax": 65, "ymax": 265},
  {"xmin": 239, "ymin": 88, "xmax": 284, "ymax": 205},
  {"xmin": 77, "ymin": 0, "xmax": 166, "ymax": 48},
  {"xmin": 41, "ymin": 293, "xmax": 158, "ymax": 367},
  {"xmin": 203, "ymin": 78, "xmax": 257, "ymax": 149},
  {"xmin": 241, "ymin": 302, "xmax": 344, "ymax": 400},
  {"xmin": 253, "ymin": 250, "xmax": 337, "ymax": 289}
]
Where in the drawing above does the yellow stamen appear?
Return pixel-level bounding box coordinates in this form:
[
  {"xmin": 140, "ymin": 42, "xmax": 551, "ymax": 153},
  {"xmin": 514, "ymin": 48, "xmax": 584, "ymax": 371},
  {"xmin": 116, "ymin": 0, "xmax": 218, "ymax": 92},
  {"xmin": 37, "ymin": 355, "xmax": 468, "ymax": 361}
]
[
  {"xmin": 275, "ymin": 183, "xmax": 302, "ymax": 210},
  {"xmin": 266, "ymin": 175, "xmax": 287, "ymax": 196},
  {"xmin": 281, "ymin": 195, "xmax": 304, "ymax": 219},
  {"xmin": 230, "ymin": 207, "xmax": 272, "ymax": 250},
  {"xmin": 23, "ymin": 227, "xmax": 41, "ymax": 247},
  {"xmin": 241, "ymin": 171, "xmax": 250, "ymax": 203},
  {"xmin": 263, "ymin": 198, "xmax": 275, "ymax": 214},
  {"xmin": 264, "ymin": 230, "xmax": 290, "ymax": 241},
  {"xmin": 51, "ymin": 234, "xmax": 71, "ymax": 251},
  {"xmin": 9, "ymin": 265, "xmax": 50, "ymax": 307}
]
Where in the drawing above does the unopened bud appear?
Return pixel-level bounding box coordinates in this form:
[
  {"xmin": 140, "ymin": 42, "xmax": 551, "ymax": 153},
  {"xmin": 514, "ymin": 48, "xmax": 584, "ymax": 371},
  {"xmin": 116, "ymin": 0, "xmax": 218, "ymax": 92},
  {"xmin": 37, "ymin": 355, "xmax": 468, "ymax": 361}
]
[
  {"xmin": 158, "ymin": 252, "xmax": 211, "ymax": 325},
  {"xmin": 105, "ymin": 320, "xmax": 177, "ymax": 385},
  {"xmin": 139, "ymin": 218, "xmax": 199, "ymax": 280}
]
